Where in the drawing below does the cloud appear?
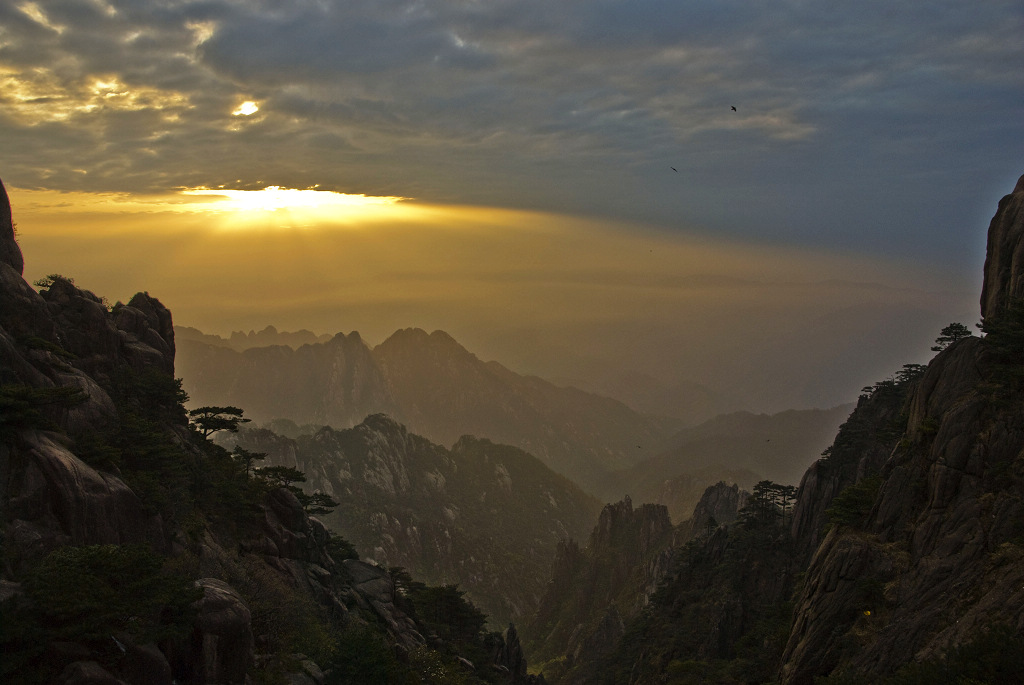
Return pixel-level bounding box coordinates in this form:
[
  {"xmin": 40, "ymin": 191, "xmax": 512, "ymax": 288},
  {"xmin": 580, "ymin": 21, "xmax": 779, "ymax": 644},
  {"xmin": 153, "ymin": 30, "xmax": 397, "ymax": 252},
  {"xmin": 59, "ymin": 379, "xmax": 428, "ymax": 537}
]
[{"xmin": 0, "ymin": 0, "xmax": 1019, "ymax": 274}]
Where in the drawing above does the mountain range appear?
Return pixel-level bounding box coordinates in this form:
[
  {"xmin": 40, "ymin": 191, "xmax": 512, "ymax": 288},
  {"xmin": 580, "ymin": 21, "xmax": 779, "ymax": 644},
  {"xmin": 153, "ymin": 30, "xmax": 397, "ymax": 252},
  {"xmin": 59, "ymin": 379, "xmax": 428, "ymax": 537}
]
[
  {"xmin": 176, "ymin": 326, "xmax": 679, "ymax": 495},
  {"xmin": 177, "ymin": 325, "xmax": 852, "ymax": 505}
]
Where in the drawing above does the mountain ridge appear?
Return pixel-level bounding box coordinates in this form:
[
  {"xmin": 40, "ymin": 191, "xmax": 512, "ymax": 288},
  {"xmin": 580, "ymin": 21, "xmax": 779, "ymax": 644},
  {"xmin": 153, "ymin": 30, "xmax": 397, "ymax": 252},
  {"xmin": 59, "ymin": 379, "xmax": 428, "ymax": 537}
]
[{"xmin": 177, "ymin": 324, "xmax": 678, "ymax": 495}]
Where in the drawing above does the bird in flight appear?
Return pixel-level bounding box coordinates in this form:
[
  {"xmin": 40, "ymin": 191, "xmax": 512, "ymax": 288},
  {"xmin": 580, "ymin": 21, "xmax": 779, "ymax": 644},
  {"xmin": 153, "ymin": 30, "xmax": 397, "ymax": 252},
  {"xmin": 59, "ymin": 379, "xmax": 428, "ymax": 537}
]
[
  {"xmin": 731, "ymin": 106, "xmax": 737, "ymax": 111},
  {"xmin": 670, "ymin": 167, "xmax": 678, "ymax": 172}
]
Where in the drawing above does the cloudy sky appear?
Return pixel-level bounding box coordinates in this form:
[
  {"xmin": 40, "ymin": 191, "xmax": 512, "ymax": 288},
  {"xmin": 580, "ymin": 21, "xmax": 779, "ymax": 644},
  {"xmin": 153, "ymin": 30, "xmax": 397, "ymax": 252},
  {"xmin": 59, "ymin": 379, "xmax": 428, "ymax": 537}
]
[{"xmin": 2, "ymin": 0, "xmax": 1022, "ymax": 414}]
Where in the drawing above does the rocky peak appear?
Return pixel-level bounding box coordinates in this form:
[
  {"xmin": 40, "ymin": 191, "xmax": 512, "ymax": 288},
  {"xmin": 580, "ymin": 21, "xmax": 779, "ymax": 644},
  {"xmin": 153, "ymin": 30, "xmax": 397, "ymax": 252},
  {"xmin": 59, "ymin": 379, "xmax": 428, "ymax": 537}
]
[
  {"xmin": 683, "ymin": 481, "xmax": 745, "ymax": 539},
  {"xmin": 375, "ymin": 327, "xmax": 475, "ymax": 363},
  {"xmin": 0, "ymin": 178, "xmax": 24, "ymax": 275},
  {"xmin": 588, "ymin": 496, "xmax": 672, "ymax": 556},
  {"xmin": 980, "ymin": 173, "xmax": 1024, "ymax": 319}
]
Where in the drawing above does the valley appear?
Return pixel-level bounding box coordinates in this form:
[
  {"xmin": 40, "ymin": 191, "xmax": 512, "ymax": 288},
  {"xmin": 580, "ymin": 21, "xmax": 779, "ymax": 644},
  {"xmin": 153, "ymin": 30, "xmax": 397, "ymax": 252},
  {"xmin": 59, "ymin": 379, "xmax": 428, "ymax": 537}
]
[{"xmin": 3, "ymin": 173, "xmax": 1024, "ymax": 684}]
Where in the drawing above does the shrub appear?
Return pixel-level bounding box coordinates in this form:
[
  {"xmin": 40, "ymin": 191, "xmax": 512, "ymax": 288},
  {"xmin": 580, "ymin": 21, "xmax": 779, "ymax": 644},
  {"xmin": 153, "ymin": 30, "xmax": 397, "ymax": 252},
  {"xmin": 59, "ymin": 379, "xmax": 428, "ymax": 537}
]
[
  {"xmin": 0, "ymin": 544, "xmax": 201, "ymax": 683},
  {"xmin": 825, "ymin": 476, "xmax": 883, "ymax": 530}
]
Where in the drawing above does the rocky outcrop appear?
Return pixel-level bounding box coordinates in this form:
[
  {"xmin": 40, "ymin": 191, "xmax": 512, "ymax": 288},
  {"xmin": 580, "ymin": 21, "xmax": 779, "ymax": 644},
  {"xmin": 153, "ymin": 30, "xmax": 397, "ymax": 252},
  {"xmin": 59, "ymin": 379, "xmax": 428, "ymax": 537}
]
[
  {"xmin": 342, "ymin": 559, "xmax": 426, "ymax": 650},
  {"xmin": 497, "ymin": 623, "xmax": 529, "ymax": 679},
  {"xmin": 0, "ymin": 179, "xmax": 23, "ymax": 275},
  {"xmin": 980, "ymin": 173, "xmax": 1024, "ymax": 319},
  {"xmin": 1, "ymin": 182, "xmax": 179, "ymax": 569},
  {"xmin": 788, "ymin": 380, "xmax": 912, "ymax": 563},
  {"xmin": 524, "ymin": 497, "xmax": 676, "ymax": 675},
  {"xmin": 780, "ymin": 174, "xmax": 1024, "ymax": 684},
  {"xmin": 682, "ymin": 481, "xmax": 745, "ymax": 539}
]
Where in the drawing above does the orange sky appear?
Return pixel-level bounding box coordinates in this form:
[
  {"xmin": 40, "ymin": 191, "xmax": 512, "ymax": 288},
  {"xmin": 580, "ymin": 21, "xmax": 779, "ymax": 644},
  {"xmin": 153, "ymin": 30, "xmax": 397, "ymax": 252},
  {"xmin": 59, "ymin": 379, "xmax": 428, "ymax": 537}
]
[{"xmin": 9, "ymin": 186, "xmax": 978, "ymax": 412}]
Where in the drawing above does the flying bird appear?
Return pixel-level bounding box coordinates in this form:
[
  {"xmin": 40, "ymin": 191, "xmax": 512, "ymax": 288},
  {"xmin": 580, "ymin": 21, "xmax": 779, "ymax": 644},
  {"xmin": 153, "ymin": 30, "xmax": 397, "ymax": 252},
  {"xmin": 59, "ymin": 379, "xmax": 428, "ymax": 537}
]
[
  {"xmin": 670, "ymin": 167, "xmax": 678, "ymax": 172},
  {"xmin": 731, "ymin": 106, "xmax": 737, "ymax": 112}
]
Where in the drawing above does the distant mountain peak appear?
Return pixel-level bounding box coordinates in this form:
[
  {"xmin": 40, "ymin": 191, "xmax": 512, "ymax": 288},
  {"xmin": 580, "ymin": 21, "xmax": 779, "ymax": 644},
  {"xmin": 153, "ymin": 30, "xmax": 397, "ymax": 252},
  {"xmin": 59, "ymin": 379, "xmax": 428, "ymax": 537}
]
[{"xmin": 380, "ymin": 327, "xmax": 460, "ymax": 346}]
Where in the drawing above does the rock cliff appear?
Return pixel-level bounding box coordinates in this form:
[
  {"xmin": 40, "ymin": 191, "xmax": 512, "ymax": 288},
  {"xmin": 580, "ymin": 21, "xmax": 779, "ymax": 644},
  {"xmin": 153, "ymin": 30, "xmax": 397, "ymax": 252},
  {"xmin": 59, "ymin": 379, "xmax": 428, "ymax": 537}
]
[
  {"xmin": 0, "ymin": 180, "xmax": 23, "ymax": 275},
  {"xmin": 524, "ymin": 496, "xmax": 677, "ymax": 681},
  {"xmin": 681, "ymin": 480, "xmax": 746, "ymax": 539},
  {"xmin": 780, "ymin": 175, "xmax": 1024, "ymax": 683},
  {"xmin": 980, "ymin": 173, "xmax": 1024, "ymax": 319}
]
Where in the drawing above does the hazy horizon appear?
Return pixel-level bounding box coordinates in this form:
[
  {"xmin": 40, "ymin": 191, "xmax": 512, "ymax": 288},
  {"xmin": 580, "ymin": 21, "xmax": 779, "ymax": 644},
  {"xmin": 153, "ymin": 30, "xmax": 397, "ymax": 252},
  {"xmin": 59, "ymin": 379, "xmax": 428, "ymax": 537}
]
[{"xmin": 12, "ymin": 184, "xmax": 981, "ymax": 414}]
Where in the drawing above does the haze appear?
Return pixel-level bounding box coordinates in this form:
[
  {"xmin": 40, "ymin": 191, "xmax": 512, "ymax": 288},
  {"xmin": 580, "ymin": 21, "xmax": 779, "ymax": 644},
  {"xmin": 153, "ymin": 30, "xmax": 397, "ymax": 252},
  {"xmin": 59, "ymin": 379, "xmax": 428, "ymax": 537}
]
[{"xmin": 3, "ymin": 0, "xmax": 1021, "ymax": 412}]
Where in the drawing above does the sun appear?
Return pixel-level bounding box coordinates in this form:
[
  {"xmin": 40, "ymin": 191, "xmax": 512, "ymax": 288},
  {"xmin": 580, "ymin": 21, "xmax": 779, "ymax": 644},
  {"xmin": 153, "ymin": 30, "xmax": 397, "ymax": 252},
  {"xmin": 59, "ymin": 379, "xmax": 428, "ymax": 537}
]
[
  {"xmin": 178, "ymin": 186, "xmax": 412, "ymax": 228},
  {"xmin": 232, "ymin": 101, "xmax": 259, "ymax": 116},
  {"xmin": 182, "ymin": 186, "xmax": 403, "ymax": 212}
]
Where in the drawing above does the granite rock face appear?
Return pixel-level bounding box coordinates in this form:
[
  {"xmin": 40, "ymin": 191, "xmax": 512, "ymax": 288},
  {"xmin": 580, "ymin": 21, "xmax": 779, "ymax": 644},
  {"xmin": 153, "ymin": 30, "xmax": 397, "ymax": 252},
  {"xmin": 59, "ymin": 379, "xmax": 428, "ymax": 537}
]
[
  {"xmin": 682, "ymin": 480, "xmax": 745, "ymax": 539},
  {"xmin": 525, "ymin": 496, "xmax": 676, "ymax": 675},
  {"xmin": 780, "ymin": 175, "xmax": 1024, "ymax": 684},
  {"xmin": 1, "ymin": 178, "xmax": 177, "ymax": 567},
  {"xmin": 190, "ymin": 578, "xmax": 255, "ymax": 684},
  {"xmin": 980, "ymin": 173, "xmax": 1024, "ymax": 320},
  {"xmin": 0, "ymin": 179, "xmax": 24, "ymax": 274}
]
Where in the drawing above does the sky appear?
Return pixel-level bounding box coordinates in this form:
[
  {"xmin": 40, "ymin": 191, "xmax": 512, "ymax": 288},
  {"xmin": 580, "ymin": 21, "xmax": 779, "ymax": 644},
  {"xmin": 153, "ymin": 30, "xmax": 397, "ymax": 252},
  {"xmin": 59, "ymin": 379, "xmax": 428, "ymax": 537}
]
[{"xmin": 2, "ymin": 0, "xmax": 1022, "ymax": 415}]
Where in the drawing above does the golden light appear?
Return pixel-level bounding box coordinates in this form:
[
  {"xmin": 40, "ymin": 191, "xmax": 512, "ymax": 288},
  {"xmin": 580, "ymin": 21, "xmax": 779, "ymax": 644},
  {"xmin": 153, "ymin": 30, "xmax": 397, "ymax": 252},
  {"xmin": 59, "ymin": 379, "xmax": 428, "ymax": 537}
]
[
  {"xmin": 18, "ymin": 2, "xmax": 65, "ymax": 33},
  {"xmin": 176, "ymin": 186, "xmax": 416, "ymax": 229},
  {"xmin": 0, "ymin": 67, "xmax": 188, "ymax": 123},
  {"xmin": 7, "ymin": 186, "xmax": 416, "ymax": 234},
  {"xmin": 182, "ymin": 186, "xmax": 403, "ymax": 212},
  {"xmin": 232, "ymin": 101, "xmax": 259, "ymax": 116}
]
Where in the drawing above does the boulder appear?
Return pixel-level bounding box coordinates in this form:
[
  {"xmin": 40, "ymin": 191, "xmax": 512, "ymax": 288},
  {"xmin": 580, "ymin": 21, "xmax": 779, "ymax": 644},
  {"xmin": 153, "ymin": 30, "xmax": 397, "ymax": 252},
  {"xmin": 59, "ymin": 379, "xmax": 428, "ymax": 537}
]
[
  {"xmin": 187, "ymin": 579, "xmax": 254, "ymax": 685},
  {"xmin": 3, "ymin": 435, "xmax": 164, "ymax": 568},
  {"xmin": 57, "ymin": 661, "xmax": 121, "ymax": 685}
]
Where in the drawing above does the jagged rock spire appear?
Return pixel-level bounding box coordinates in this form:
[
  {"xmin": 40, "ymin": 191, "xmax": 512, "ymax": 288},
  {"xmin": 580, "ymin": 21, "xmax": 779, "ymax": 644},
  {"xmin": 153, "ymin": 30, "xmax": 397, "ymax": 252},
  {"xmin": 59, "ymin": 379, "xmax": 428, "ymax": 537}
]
[
  {"xmin": 980, "ymin": 173, "xmax": 1024, "ymax": 320},
  {"xmin": 0, "ymin": 178, "xmax": 25, "ymax": 275}
]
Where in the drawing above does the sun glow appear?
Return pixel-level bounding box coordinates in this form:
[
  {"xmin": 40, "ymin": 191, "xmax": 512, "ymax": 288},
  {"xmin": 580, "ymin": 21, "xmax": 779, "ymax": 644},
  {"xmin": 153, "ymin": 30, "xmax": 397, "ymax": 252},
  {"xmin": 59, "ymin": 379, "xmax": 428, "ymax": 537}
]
[
  {"xmin": 232, "ymin": 101, "xmax": 259, "ymax": 116},
  {"xmin": 182, "ymin": 186, "xmax": 405, "ymax": 213},
  {"xmin": 7, "ymin": 186, "xmax": 417, "ymax": 233}
]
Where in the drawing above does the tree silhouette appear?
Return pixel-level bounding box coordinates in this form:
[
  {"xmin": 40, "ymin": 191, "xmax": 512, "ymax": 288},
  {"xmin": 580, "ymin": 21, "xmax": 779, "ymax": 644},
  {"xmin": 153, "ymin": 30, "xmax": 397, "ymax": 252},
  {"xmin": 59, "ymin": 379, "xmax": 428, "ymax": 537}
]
[
  {"xmin": 188, "ymin": 405, "xmax": 250, "ymax": 438},
  {"xmin": 932, "ymin": 322, "xmax": 973, "ymax": 351},
  {"xmin": 232, "ymin": 445, "xmax": 266, "ymax": 476}
]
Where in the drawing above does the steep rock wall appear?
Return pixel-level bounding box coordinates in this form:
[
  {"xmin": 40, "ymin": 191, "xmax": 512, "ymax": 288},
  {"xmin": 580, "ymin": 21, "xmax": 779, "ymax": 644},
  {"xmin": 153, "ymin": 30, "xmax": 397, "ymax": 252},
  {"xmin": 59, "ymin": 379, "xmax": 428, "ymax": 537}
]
[{"xmin": 781, "ymin": 175, "xmax": 1024, "ymax": 684}]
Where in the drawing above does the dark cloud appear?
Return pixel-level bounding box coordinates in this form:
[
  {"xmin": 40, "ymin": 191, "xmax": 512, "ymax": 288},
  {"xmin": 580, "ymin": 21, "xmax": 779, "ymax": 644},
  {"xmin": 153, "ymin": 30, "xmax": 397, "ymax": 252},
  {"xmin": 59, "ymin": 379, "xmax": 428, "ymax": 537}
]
[{"xmin": 0, "ymin": 0, "xmax": 1020, "ymax": 267}]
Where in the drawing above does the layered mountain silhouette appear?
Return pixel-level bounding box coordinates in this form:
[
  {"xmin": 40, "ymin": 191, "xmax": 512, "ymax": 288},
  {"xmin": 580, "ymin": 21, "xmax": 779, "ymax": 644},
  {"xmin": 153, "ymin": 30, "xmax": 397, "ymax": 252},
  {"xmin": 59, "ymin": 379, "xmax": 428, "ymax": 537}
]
[
  {"xmin": 177, "ymin": 326, "xmax": 677, "ymax": 494},
  {"xmin": 610, "ymin": 405, "xmax": 852, "ymax": 520}
]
